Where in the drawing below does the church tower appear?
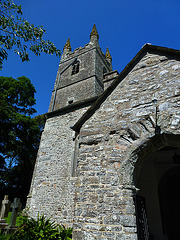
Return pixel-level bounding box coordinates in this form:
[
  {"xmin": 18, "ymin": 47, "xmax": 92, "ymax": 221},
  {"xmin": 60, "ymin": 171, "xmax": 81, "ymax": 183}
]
[
  {"xmin": 27, "ymin": 25, "xmax": 113, "ymax": 226},
  {"xmin": 49, "ymin": 24, "xmax": 112, "ymax": 111}
]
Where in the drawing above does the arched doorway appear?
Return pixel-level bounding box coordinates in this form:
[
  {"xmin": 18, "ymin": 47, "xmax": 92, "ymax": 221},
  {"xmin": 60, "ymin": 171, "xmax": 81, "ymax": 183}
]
[
  {"xmin": 159, "ymin": 166, "xmax": 180, "ymax": 239},
  {"xmin": 135, "ymin": 146, "xmax": 180, "ymax": 240}
]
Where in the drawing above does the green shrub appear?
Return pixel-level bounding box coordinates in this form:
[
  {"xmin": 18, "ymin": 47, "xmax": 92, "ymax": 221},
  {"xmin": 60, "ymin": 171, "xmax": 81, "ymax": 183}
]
[
  {"xmin": 9, "ymin": 214, "xmax": 72, "ymax": 240},
  {"xmin": 59, "ymin": 225, "xmax": 72, "ymax": 240},
  {"xmin": 0, "ymin": 233, "xmax": 12, "ymax": 240}
]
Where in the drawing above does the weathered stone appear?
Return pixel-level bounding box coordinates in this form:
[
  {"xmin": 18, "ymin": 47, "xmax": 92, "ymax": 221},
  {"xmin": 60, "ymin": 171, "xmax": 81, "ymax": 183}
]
[{"xmin": 115, "ymin": 233, "xmax": 138, "ymax": 240}]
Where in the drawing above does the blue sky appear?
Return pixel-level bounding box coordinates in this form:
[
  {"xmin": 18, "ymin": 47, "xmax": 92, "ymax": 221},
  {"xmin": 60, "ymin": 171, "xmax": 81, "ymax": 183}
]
[{"xmin": 1, "ymin": 0, "xmax": 180, "ymax": 115}]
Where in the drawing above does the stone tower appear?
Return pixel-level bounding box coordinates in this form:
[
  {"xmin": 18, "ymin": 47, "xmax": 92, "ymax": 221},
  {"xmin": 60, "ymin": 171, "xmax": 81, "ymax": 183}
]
[
  {"xmin": 27, "ymin": 24, "xmax": 115, "ymax": 225},
  {"xmin": 49, "ymin": 24, "xmax": 112, "ymax": 112}
]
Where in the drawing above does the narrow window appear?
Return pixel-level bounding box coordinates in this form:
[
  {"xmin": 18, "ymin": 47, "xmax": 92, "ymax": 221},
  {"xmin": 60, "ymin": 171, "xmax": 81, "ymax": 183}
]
[{"xmin": 72, "ymin": 61, "xmax": 80, "ymax": 75}]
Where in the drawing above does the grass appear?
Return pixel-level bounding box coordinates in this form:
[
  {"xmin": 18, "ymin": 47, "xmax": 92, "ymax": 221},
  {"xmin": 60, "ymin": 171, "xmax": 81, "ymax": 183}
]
[{"xmin": 4, "ymin": 212, "xmax": 11, "ymax": 225}]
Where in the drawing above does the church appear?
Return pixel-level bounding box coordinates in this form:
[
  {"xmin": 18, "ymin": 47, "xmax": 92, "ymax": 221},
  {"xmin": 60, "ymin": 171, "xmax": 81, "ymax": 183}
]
[{"xmin": 27, "ymin": 25, "xmax": 180, "ymax": 240}]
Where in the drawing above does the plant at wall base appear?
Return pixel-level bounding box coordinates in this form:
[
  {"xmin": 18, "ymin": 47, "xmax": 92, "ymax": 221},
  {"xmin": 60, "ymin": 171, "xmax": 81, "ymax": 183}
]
[
  {"xmin": 9, "ymin": 214, "xmax": 72, "ymax": 240},
  {"xmin": 59, "ymin": 225, "xmax": 72, "ymax": 240}
]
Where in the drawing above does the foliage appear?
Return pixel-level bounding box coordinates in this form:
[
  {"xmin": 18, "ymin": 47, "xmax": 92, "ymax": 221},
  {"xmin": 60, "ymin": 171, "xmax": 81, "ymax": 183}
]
[
  {"xmin": 59, "ymin": 225, "xmax": 72, "ymax": 240},
  {"xmin": 4, "ymin": 212, "xmax": 12, "ymax": 225},
  {"xmin": 0, "ymin": 233, "xmax": 12, "ymax": 240},
  {"xmin": 9, "ymin": 214, "xmax": 72, "ymax": 240},
  {"xmin": 0, "ymin": 0, "xmax": 61, "ymax": 69},
  {"xmin": 0, "ymin": 76, "xmax": 46, "ymax": 204}
]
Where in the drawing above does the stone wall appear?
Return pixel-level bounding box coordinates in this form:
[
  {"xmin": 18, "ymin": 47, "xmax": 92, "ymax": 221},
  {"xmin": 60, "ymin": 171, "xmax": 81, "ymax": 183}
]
[
  {"xmin": 49, "ymin": 47, "xmax": 97, "ymax": 111},
  {"xmin": 103, "ymin": 70, "xmax": 119, "ymax": 90},
  {"xmin": 72, "ymin": 52, "xmax": 180, "ymax": 239},
  {"xmin": 27, "ymin": 106, "xmax": 90, "ymax": 224}
]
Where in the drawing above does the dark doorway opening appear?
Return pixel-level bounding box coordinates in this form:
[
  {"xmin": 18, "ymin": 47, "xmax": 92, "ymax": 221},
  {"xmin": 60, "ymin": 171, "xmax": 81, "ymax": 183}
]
[
  {"xmin": 135, "ymin": 146, "xmax": 180, "ymax": 240},
  {"xmin": 159, "ymin": 167, "xmax": 180, "ymax": 240}
]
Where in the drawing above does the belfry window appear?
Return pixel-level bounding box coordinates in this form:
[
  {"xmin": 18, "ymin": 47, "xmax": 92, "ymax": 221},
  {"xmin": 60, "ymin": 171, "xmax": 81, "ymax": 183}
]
[{"xmin": 72, "ymin": 61, "xmax": 80, "ymax": 75}]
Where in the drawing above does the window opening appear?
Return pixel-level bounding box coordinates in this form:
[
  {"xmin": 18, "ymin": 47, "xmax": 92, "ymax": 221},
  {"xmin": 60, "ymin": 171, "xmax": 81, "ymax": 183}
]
[{"xmin": 72, "ymin": 61, "xmax": 80, "ymax": 75}]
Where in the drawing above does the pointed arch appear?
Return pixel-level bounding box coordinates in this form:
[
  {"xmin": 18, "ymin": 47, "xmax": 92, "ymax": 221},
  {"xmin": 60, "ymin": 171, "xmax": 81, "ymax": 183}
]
[{"xmin": 72, "ymin": 60, "xmax": 80, "ymax": 75}]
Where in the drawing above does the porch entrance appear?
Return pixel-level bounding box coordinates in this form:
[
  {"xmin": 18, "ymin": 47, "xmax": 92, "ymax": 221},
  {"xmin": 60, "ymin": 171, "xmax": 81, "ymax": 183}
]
[
  {"xmin": 135, "ymin": 147, "xmax": 180, "ymax": 240},
  {"xmin": 159, "ymin": 167, "xmax": 180, "ymax": 239}
]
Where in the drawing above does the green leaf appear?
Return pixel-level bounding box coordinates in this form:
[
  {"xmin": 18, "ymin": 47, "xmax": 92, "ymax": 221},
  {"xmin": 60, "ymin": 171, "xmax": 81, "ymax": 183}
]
[
  {"xmin": 0, "ymin": 76, "xmax": 45, "ymax": 204},
  {"xmin": 0, "ymin": 0, "xmax": 61, "ymax": 69}
]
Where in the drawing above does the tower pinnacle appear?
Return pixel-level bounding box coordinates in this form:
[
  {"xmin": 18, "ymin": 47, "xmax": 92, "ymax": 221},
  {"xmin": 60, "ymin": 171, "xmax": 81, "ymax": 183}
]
[
  {"xmin": 61, "ymin": 38, "xmax": 72, "ymax": 60},
  {"xmin": 90, "ymin": 24, "xmax": 99, "ymax": 39},
  {"xmin": 63, "ymin": 38, "xmax": 71, "ymax": 52},
  {"xmin": 90, "ymin": 24, "xmax": 99, "ymax": 44},
  {"xmin": 105, "ymin": 47, "xmax": 112, "ymax": 60},
  {"xmin": 105, "ymin": 47, "xmax": 112, "ymax": 70}
]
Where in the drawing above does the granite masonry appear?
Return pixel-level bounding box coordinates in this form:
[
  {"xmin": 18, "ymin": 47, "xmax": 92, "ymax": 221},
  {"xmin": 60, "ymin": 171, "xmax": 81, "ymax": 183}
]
[{"xmin": 27, "ymin": 25, "xmax": 180, "ymax": 240}]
